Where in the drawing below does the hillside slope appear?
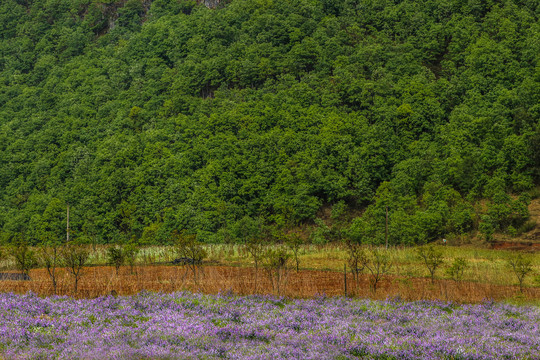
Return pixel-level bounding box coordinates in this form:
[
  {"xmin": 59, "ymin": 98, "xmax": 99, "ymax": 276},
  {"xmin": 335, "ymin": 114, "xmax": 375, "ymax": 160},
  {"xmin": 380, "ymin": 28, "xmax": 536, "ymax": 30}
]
[{"xmin": 0, "ymin": 0, "xmax": 539, "ymax": 245}]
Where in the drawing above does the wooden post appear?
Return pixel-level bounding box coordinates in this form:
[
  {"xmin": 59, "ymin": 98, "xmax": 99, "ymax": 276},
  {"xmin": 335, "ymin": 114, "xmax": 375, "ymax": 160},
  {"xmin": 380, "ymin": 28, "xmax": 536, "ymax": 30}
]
[
  {"xmin": 385, "ymin": 206, "xmax": 388, "ymax": 249},
  {"xmin": 66, "ymin": 203, "xmax": 70, "ymax": 243},
  {"xmin": 344, "ymin": 264, "xmax": 347, "ymax": 297}
]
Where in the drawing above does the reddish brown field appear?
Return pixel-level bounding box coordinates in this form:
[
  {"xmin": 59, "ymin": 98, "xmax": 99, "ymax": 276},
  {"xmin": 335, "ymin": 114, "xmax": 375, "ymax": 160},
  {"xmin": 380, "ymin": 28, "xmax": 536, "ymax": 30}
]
[
  {"xmin": 491, "ymin": 241, "xmax": 540, "ymax": 251},
  {"xmin": 0, "ymin": 265, "xmax": 538, "ymax": 303}
]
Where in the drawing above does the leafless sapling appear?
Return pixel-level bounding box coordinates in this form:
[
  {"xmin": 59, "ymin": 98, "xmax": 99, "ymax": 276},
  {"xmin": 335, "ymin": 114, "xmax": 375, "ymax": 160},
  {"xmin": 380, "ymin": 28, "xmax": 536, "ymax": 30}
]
[
  {"xmin": 244, "ymin": 236, "xmax": 266, "ymax": 291},
  {"xmin": 344, "ymin": 238, "xmax": 368, "ymax": 294},
  {"xmin": 285, "ymin": 231, "xmax": 303, "ymax": 272},
  {"xmin": 39, "ymin": 243, "xmax": 63, "ymax": 295},
  {"xmin": 365, "ymin": 247, "xmax": 393, "ymax": 293}
]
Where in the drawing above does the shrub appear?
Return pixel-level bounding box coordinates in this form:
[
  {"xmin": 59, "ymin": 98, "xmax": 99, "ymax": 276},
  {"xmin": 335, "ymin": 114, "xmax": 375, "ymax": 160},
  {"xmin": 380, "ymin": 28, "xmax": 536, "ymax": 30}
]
[
  {"xmin": 529, "ymin": 187, "xmax": 540, "ymax": 200},
  {"xmin": 517, "ymin": 220, "xmax": 536, "ymax": 235},
  {"xmin": 479, "ymin": 216, "xmax": 495, "ymax": 242}
]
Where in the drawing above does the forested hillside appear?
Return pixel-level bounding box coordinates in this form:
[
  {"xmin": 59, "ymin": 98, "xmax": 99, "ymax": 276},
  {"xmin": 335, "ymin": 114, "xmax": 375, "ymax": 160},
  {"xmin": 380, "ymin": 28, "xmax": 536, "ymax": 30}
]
[{"xmin": 1, "ymin": 0, "xmax": 539, "ymax": 245}]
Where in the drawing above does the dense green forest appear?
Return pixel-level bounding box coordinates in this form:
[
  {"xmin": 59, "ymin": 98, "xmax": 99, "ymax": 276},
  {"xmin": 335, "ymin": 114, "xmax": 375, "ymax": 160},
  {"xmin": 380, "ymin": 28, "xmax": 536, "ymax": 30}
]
[{"xmin": 0, "ymin": 0, "xmax": 539, "ymax": 246}]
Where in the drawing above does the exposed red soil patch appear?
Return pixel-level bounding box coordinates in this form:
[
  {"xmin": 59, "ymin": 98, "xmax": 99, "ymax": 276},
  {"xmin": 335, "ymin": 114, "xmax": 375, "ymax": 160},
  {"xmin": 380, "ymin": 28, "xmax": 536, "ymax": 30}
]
[
  {"xmin": 0, "ymin": 265, "xmax": 537, "ymax": 303},
  {"xmin": 491, "ymin": 241, "xmax": 540, "ymax": 251}
]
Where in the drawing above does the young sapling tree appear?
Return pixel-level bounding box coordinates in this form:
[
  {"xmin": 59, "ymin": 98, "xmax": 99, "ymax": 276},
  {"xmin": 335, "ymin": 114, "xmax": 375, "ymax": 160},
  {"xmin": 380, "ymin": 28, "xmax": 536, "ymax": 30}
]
[
  {"xmin": 365, "ymin": 247, "xmax": 392, "ymax": 293},
  {"xmin": 12, "ymin": 240, "xmax": 37, "ymax": 278},
  {"xmin": 507, "ymin": 253, "xmax": 533, "ymax": 293},
  {"xmin": 244, "ymin": 236, "xmax": 266, "ymax": 291},
  {"xmin": 446, "ymin": 257, "xmax": 468, "ymax": 283},
  {"xmin": 63, "ymin": 242, "xmax": 90, "ymax": 293},
  {"xmin": 344, "ymin": 238, "xmax": 368, "ymax": 294},
  {"xmin": 107, "ymin": 246, "xmax": 125, "ymax": 275},
  {"xmin": 416, "ymin": 245, "xmax": 444, "ymax": 284},
  {"xmin": 38, "ymin": 198, "xmax": 67, "ymax": 294},
  {"xmin": 123, "ymin": 239, "xmax": 139, "ymax": 274},
  {"xmin": 235, "ymin": 218, "xmax": 267, "ymax": 291},
  {"xmin": 39, "ymin": 244, "xmax": 63, "ymax": 295},
  {"xmin": 263, "ymin": 247, "xmax": 291, "ymax": 296},
  {"xmin": 285, "ymin": 231, "xmax": 303, "ymax": 272},
  {"xmin": 172, "ymin": 230, "xmax": 207, "ymax": 284}
]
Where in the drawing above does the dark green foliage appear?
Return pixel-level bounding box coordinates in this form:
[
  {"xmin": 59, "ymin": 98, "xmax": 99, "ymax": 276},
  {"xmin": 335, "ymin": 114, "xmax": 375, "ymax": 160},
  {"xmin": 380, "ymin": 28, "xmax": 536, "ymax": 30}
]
[
  {"xmin": 479, "ymin": 215, "xmax": 495, "ymax": 242},
  {"xmin": 0, "ymin": 0, "xmax": 538, "ymax": 245}
]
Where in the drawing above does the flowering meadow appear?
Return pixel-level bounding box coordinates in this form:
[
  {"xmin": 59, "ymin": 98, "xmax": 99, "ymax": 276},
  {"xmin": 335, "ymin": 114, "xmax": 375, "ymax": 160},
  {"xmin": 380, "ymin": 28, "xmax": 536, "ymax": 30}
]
[{"xmin": 0, "ymin": 292, "xmax": 538, "ymax": 359}]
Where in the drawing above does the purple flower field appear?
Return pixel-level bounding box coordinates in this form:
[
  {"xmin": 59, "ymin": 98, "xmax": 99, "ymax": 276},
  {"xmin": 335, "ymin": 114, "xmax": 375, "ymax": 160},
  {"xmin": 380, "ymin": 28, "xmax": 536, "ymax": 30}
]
[{"xmin": 0, "ymin": 292, "xmax": 538, "ymax": 359}]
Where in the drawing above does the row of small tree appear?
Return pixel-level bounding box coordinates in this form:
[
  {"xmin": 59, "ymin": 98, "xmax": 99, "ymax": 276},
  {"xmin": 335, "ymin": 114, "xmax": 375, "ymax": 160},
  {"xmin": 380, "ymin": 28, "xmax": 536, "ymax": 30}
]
[
  {"xmin": 361, "ymin": 244, "xmax": 534, "ymax": 294},
  {"xmin": 167, "ymin": 229, "xmax": 299, "ymax": 295},
  {"xmin": 171, "ymin": 230, "xmax": 295, "ymax": 295},
  {"xmin": 179, "ymin": 228, "xmax": 536, "ymax": 295},
  {"xmin": 414, "ymin": 246, "xmax": 535, "ymax": 293},
  {"xmin": 0, "ymin": 241, "xmax": 89, "ymax": 294},
  {"xmin": 1, "ymin": 232, "xmax": 535, "ymax": 296}
]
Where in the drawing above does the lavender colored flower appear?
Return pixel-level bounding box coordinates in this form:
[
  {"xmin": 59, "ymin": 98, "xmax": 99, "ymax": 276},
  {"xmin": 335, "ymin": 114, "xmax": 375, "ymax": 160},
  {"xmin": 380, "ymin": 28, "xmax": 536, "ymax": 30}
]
[{"xmin": 0, "ymin": 291, "xmax": 538, "ymax": 359}]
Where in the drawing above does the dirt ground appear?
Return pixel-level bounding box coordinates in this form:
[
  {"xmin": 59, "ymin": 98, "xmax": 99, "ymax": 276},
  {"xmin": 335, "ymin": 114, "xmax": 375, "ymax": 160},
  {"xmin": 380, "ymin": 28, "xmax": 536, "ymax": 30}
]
[
  {"xmin": 0, "ymin": 265, "xmax": 537, "ymax": 303},
  {"xmin": 491, "ymin": 241, "xmax": 540, "ymax": 251}
]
